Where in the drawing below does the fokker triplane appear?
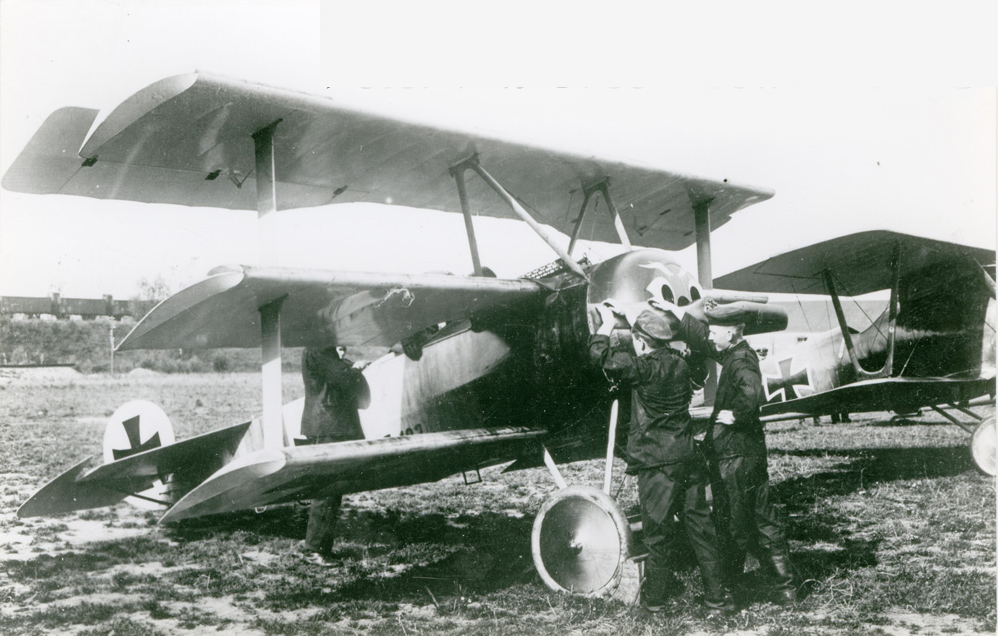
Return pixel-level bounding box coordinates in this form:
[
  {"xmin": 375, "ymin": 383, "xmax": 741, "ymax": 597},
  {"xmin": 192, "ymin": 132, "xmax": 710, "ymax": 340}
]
[{"xmin": 4, "ymin": 74, "xmax": 994, "ymax": 598}]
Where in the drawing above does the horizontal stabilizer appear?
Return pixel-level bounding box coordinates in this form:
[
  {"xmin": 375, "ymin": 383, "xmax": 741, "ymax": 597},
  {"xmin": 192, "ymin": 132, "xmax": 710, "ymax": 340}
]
[
  {"xmin": 18, "ymin": 456, "xmax": 130, "ymax": 518},
  {"xmin": 116, "ymin": 265, "xmax": 546, "ymax": 350},
  {"xmin": 717, "ymin": 230, "xmax": 995, "ymax": 296},
  {"xmin": 2, "ymin": 73, "xmax": 773, "ymax": 251},
  {"xmin": 18, "ymin": 421, "xmax": 252, "ymax": 518},
  {"xmin": 82, "ymin": 421, "xmax": 251, "ymax": 483}
]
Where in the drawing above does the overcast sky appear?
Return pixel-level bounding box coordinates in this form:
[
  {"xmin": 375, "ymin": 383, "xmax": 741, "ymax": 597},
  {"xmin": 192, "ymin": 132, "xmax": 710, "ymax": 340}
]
[{"xmin": 1, "ymin": 0, "xmax": 995, "ymax": 299}]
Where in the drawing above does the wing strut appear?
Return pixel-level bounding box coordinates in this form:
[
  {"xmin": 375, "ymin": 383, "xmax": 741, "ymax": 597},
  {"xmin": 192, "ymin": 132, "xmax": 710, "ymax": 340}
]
[
  {"xmin": 823, "ymin": 241, "xmax": 901, "ymax": 380},
  {"xmin": 690, "ymin": 189, "xmax": 718, "ymax": 403},
  {"xmin": 450, "ymin": 153, "xmax": 588, "ymax": 280},
  {"xmin": 259, "ymin": 296, "xmax": 287, "ymax": 449},
  {"xmin": 252, "ymin": 120, "xmax": 283, "ymax": 266},
  {"xmin": 567, "ymin": 189, "xmax": 595, "ymax": 256},
  {"xmin": 567, "ymin": 179, "xmax": 633, "ymax": 255},
  {"xmin": 450, "ymin": 163, "xmax": 484, "ymax": 276},
  {"xmin": 253, "ymin": 121, "xmax": 286, "ymax": 449},
  {"xmin": 691, "ymin": 195, "xmax": 714, "ymax": 289}
]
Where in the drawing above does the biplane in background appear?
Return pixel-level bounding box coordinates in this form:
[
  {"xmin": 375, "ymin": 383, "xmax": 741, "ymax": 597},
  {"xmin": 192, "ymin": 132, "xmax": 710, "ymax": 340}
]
[
  {"xmin": 717, "ymin": 231, "xmax": 996, "ymax": 475},
  {"xmin": 2, "ymin": 73, "xmax": 991, "ymax": 599}
]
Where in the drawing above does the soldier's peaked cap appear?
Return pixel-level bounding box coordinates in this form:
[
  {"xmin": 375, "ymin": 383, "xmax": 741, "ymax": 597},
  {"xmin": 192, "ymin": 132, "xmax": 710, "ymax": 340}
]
[{"xmin": 633, "ymin": 309, "xmax": 675, "ymax": 342}]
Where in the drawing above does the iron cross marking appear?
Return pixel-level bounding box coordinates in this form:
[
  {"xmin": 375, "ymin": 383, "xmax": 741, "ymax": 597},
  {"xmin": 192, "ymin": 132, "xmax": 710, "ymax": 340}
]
[
  {"xmin": 111, "ymin": 415, "xmax": 162, "ymax": 460},
  {"xmin": 765, "ymin": 358, "xmax": 813, "ymax": 402}
]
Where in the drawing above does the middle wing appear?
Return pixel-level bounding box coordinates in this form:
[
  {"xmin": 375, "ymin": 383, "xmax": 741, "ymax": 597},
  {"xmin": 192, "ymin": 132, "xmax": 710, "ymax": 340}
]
[{"xmin": 117, "ymin": 265, "xmax": 547, "ymax": 350}]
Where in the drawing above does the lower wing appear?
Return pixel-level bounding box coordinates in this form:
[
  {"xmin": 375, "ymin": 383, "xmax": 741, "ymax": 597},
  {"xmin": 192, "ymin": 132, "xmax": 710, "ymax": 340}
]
[
  {"xmin": 160, "ymin": 426, "xmax": 545, "ymax": 523},
  {"xmin": 759, "ymin": 375, "xmax": 996, "ymax": 417}
]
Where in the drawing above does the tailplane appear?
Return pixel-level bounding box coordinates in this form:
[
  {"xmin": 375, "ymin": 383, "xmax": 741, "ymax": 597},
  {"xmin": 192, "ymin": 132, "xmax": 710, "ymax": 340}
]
[{"xmin": 101, "ymin": 401, "xmax": 176, "ymax": 509}]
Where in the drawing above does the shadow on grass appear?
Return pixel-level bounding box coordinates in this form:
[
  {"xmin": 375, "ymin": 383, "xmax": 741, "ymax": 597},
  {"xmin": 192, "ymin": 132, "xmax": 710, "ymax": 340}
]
[
  {"xmin": 773, "ymin": 444, "xmax": 973, "ymax": 500},
  {"xmin": 334, "ymin": 511, "xmax": 535, "ymax": 600},
  {"xmin": 166, "ymin": 503, "xmax": 309, "ymax": 541}
]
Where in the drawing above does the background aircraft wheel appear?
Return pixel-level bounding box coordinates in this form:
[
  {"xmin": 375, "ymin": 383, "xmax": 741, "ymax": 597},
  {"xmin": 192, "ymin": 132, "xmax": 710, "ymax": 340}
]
[
  {"xmin": 970, "ymin": 416, "xmax": 996, "ymax": 476},
  {"xmin": 531, "ymin": 485, "xmax": 631, "ymax": 596}
]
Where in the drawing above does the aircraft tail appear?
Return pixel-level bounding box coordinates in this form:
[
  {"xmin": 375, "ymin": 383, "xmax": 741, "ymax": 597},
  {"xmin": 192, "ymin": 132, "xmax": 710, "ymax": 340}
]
[{"xmin": 100, "ymin": 401, "xmax": 177, "ymax": 509}]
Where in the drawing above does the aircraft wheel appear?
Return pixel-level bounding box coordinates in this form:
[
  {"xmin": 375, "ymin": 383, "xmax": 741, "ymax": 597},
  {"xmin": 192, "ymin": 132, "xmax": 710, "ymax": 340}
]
[
  {"xmin": 970, "ymin": 416, "xmax": 996, "ymax": 477},
  {"xmin": 531, "ymin": 485, "xmax": 631, "ymax": 596}
]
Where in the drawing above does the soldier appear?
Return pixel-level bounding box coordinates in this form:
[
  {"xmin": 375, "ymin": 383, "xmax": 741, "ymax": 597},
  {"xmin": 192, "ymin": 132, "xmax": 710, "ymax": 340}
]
[
  {"xmin": 654, "ymin": 298, "xmax": 797, "ymax": 606},
  {"xmin": 590, "ymin": 301, "xmax": 735, "ymax": 617},
  {"xmin": 299, "ymin": 345, "xmax": 370, "ymax": 561}
]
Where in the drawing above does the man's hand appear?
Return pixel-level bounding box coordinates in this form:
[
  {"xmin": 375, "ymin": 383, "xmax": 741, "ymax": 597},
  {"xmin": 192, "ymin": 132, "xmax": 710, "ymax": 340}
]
[
  {"xmin": 649, "ymin": 297, "xmax": 711, "ymax": 323},
  {"xmin": 716, "ymin": 409, "xmax": 735, "ymax": 425},
  {"xmin": 594, "ymin": 301, "xmax": 623, "ymax": 336}
]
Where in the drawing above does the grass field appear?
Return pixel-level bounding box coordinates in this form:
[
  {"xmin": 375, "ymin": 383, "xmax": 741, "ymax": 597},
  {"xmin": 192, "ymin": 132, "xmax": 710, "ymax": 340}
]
[{"xmin": 0, "ymin": 372, "xmax": 994, "ymax": 635}]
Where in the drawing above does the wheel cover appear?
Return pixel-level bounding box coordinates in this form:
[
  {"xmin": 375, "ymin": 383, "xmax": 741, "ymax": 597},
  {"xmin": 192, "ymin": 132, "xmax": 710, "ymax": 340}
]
[
  {"xmin": 531, "ymin": 486, "xmax": 631, "ymax": 596},
  {"xmin": 971, "ymin": 417, "xmax": 996, "ymax": 477}
]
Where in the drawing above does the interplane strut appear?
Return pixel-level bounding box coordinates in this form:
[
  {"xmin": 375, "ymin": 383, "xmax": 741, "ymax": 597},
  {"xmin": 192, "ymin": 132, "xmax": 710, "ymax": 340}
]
[{"xmin": 449, "ymin": 153, "xmax": 589, "ymax": 280}]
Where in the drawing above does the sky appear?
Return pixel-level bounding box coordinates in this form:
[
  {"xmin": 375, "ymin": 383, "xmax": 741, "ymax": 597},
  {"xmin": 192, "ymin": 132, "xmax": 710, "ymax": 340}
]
[{"xmin": 0, "ymin": 0, "xmax": 995, "ymax": 299}]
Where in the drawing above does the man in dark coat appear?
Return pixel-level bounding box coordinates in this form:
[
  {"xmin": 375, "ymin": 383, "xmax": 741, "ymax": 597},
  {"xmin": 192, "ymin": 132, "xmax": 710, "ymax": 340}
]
[
  {"xmin": 299, "ymin": 345, "xmax": 370, "ymax": 560},
  {"xmin": 590, "ymin": 301, "xmax": 734, "ymax": 616},
  {"xmin": 655, "ymin": 298, "xmax": 796, "ymax": 606},
  {"xmin": 301, "ymin": 345, "xmax": 368, "ymax": 443}
]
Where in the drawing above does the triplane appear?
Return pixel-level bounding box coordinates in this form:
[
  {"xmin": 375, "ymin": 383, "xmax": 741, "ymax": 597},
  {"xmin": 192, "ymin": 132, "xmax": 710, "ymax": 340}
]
[{"xmin": 6, "ymin": 74, "xmax": 994, "ymax": 598}]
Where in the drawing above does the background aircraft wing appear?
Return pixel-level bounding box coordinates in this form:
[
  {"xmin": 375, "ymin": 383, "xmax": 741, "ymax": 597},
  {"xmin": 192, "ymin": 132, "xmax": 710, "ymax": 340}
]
[
  {"xmin": 759, "ymin": 376, "xmax": 996, "ymax": 417},
  {"xmin": 116, "ymin": 265, "xmax": 546, "ymax": 350},
  {"xmin": 716, "ymin": 230, "xmax": 996, "ymax": 295},
  {"xmin": 2, "ymin": 73, "xmax": 772, "ymax": 250},
  {"xmin": 160, "ymin": 426, "xmax": 545, "ymax": 523}
]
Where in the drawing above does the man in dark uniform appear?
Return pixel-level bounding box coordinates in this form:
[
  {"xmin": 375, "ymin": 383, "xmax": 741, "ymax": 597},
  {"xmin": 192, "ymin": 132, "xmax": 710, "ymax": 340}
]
[
  {"xmin": 654, "ymin": 298, "xmax": 796, "ymax": 606},
  {"xmin": 590, "ymin": 301, "xmax": 734, "ymax": 617},
  {"xmin": 299, "ymin": 344, "xmax": 370, "ymax": 560}
]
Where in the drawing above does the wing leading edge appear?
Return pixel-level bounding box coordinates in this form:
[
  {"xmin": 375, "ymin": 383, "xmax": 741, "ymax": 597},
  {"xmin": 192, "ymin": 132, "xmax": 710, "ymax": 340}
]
[
  {"xmin": 2, "ymin": 73, "xmax": 773, "ymax": 251},
  {"xmin": 116, "ymin": 265, "xmax": 547, "ymax": 350},
  {"xmin": 717, "ymin": 230, "xmax": 996, "ymax": 296}
]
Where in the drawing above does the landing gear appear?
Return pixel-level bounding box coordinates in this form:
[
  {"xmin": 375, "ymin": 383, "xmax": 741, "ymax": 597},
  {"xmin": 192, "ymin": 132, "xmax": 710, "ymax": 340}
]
[
  {"xmin": 930, "ymin": 403, "xmax": 996, "ymax": 477},
  {"xmin": 531, "ymin": 400, "xmax": 633, "ymax": 596},
  {"xmin": 970, "ymin": 416, "xmax": 996, "ymax": 477},
  {"xmin": 531, "ymin": 485, "xmax": 632, "ymax": 596}
]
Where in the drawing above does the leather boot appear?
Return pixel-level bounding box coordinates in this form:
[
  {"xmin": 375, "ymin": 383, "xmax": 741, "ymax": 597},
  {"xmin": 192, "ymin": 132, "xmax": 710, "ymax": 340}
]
[
  {"xmin": 767, "ymin": 553, "xmax": 797, "ymax": 606},
  {"xmin": 640, "ymin": 561, "xmax": 684, "ymax": 612},
  {"xmin": 724, "ymin": 548, "xmax": 746, "ymax": 590},
  {"xmin": 698, "ymin": 558, "xmax": 736, "ymax": 617}
]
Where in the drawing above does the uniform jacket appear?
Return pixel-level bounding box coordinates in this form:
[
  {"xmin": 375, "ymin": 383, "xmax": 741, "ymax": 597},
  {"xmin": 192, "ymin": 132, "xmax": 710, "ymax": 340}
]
[
  {"xmin": 301, "ymin": 347, "xmax": 368, "ymax": 442},
  {"xmin": 590, "ymin": 334, "xmax": 696, "ymax": 471},
  {"xmin": 679, "ymin": 314, "xmax": 767, "ymax": 459}
]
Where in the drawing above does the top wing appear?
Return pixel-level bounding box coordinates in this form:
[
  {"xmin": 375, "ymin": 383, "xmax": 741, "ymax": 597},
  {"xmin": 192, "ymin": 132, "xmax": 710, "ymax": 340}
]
[
  {"xmin": 716, "ymin": 230, "xmax": 996, "ymax": 295},
  {"xmin": 116, "ymin": 265, "xmax": 546, "ymax": 350},
  {"xmin": 2, "ymin": 73, "xmax": 773, "ymax": 250}
]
